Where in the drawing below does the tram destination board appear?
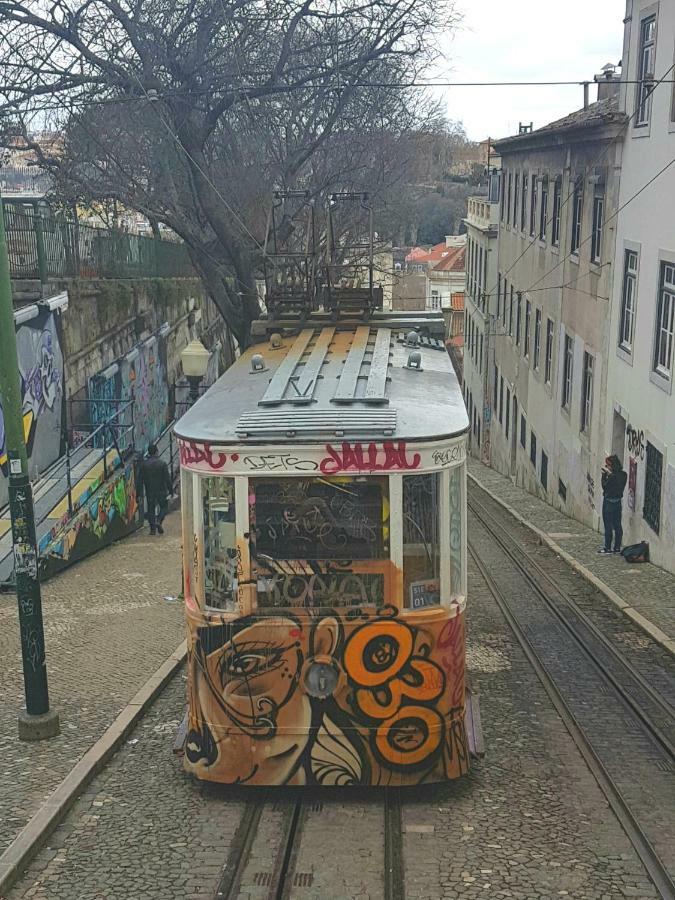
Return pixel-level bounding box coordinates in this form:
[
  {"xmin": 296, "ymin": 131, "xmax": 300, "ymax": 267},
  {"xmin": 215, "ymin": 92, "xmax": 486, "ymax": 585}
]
[{"xmin": 252, "ymin": 477, "xmax": 387, "ymax": 560}]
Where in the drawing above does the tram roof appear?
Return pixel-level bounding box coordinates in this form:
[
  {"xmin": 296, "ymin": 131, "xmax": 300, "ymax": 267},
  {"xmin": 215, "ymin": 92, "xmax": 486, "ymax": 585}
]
[{"xmin": 175, "ymin": 312, "xmax": 469, "ymax": 445}]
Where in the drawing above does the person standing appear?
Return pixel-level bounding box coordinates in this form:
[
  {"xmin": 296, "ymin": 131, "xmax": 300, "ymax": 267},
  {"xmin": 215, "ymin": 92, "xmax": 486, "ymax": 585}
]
[
  {"xmin": 139, "ymin": 443, "xmax": 172, "ymax": 535},
  {"xmin": 598, "ymin": 454, "xmax": 627, "ymax": 555}
]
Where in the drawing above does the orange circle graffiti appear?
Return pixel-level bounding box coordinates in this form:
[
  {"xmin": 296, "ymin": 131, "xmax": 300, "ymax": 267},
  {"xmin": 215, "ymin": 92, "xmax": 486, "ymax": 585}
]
[
  {"xmin": 343, "ymin": 621, "xmax": 413, "ymax": 688},
  {"xmin": 355, "ymin": 658, "xmax": 445, "ymax": 720},
  {"xmin": 375, "ymin": 706, "xmax": 443, "ymax": 767}
]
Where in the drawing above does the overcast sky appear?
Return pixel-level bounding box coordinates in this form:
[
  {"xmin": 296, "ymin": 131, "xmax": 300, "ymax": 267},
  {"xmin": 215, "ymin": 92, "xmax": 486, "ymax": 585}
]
[{"xmin": 436, "ymin": 0, "xmax": 626, "ymax": 141}]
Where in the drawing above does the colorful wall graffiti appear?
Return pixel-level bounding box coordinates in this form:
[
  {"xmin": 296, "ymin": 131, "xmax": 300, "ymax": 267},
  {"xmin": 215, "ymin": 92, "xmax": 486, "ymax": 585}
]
[
  {"xmin": 184, "ymin": 605, "xmax": 468, "ymax": 786},
  {"xmin": 0, "ymin": 310, "xmax": 64, "ymax": 507},
  {"xmin": 88, "ymin": 329, "xmax": 170, "ymax": 454},
  {"xmin": 39, "ymin": 461, "xmax": 140, "ymax": 579}
]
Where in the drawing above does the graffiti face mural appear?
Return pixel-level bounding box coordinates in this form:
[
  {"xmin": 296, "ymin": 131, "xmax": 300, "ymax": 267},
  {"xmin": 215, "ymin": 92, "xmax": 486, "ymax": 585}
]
[
  {"xmin": 0, "ymin": 311, "xmax": 64, "ymax": 507},
  {"xmin": 185, "ymin": 605, "xmax": 468, "ymax": 786}
]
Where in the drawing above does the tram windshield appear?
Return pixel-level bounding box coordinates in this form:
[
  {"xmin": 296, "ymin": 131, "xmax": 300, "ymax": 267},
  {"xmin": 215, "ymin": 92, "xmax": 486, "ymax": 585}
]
[{"xmin": 192, "ymin": 464, "xmax": 465, "ymax": 613}]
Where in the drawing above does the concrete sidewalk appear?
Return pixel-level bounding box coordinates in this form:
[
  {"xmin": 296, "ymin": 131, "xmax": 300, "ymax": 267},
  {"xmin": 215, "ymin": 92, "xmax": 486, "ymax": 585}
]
[
  {"xmin": 0, "ymin": 506, "xmax": 184, "ymax": 855},
  {"xmin": 468, "ymin": 458, "xmax": 675, "ymax": 653}
]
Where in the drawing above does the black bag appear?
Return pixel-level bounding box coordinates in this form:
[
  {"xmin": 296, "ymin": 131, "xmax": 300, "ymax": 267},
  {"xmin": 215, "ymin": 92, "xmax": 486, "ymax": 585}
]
[{"xmin": 621, "ymin": 541, "xmax": 650, "ymax": 563}]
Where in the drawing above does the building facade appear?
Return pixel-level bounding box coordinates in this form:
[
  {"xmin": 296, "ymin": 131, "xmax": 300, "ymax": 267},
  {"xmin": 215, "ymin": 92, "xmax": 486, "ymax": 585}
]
[
  {"xmin": 491, "ymin": 100, "xmax": 626, "ymax": 529},
  {"xmin": 604, "ymin": 0, "xmax": 675, "ymax": 573},
  {"xmin": 463, "ymin": 194, "xmax": 499, "ymax": 462}
]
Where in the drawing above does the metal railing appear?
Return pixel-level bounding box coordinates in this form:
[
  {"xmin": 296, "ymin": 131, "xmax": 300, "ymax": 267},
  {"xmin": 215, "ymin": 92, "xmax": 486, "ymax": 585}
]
[{"xmin": 3, "ymin": 202, "xmax": 194, "ymax": 281}]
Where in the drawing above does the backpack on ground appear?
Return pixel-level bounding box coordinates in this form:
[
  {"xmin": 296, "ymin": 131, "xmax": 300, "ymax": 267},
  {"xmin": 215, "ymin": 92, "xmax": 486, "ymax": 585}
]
[{"xmin": 621, "ymin": 541, "xmax": 650, "ymax": 563}]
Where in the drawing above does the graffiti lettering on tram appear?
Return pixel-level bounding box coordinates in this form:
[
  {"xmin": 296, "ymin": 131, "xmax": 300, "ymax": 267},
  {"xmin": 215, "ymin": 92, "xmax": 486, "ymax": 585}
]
[
  {"xmin": 185, "ymin": 605, "xmax": 468, "ymax": 786},
  {"xmin": 242, "ymin": 453, "xmax": 319, "ymax": 472},
  {"xmin": 431, "ymin": 445, "xmax": 465, "ymax": 467},
  {"xmin": 320, "ymin": 441, "xmax": 421, "ymax": 475},
  {"xmin": 179, "ymin": 440, "xmax": 232, "ymax": 470}
]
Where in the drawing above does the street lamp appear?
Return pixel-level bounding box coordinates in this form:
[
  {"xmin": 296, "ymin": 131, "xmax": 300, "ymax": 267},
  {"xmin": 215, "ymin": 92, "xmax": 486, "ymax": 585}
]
[{"xmin": 181, "ymin": 338, "xmax": 210, "ymax": 405}]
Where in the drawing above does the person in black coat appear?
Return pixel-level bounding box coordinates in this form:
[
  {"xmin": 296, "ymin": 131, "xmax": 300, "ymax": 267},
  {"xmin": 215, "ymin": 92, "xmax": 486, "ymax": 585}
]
[
  {"xmin": 599, "ymin": 454, "xmax": 627, "ymax": 554},
  {"xmin": 139, "ymin": 443, "xmax": 172, "ymax": 535}
]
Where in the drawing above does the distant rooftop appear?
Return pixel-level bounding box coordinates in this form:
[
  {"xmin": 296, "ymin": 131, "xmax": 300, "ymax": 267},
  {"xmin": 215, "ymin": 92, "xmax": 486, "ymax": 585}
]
[{"xmin": 494, "ymin": 96, "xmax": 626, "ymax": 152}]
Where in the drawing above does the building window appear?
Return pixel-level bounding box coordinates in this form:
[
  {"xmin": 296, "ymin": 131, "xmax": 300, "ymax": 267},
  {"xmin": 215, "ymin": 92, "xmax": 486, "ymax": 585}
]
[
  {"xmin": 524, "ymin": 299, "xmax": 531, "ymax": 357},
  {"xmin": 571, "ymin": 179, "xmax": 583, "ymax": 255},
  {"xmin": 643, "ymin": 442, "xmax": 663, "ymax": 533},
  {"xmin": 540, "ymin": 451, "xmax": 548, "ymax": 491},
  {"xmin": 505, "ymin": 389, "xmax": 511, "ymax": 438},
  {"xmin": 431, "ymin": 290, "xmax": 440, "ymax": 310},
  {"xmin": 493, "ymin": 364, "xmax": 499, "ymax": 411},
  {"xmin": 654, "ymin": 262, "xmax": 675, "ymax": 379},
  {"xmin": 591, "ymin": 195, "xmax": 604, "ymax": 264},
  {"xmin": 509, "ymin": 285, "xmax": 514, "ymax": 335},
  {"xmin": 497, "ymin": 272, "xmax": 501, "ymax": 320},
  {"xmin": 500, "ymin": 170, "xmax": 506, "ymax": 221},
  {"xmin": 521, "ymin": 172, "xmax": 528, "ymax": 231},
  {"xmin": 516, "ymin": 292, "xmax": 522, "ymax": 346},
  {"xmin": 513, "ymin": 172, "xmax": 520, "ymax": 225},
  {"xmin": 545, "ymin": 318, "xmax": 554, "ymax": 383},
  {"xmin": 520, "ymin": 414, "xmax": 526, "ymax": 449},
  {"xmin": 529, "ymin": 174, "xmax": 538, "ymax": 237},
  {"xmin": 499, "ymin": 376, "xmax": 504, "ymax": 424},
  {"xmin": 552, "ymin": 177, "xmax": 562, "ymax": 246},
  {"xmin": 502, "ymin": 278, "xmax": 507, "ymax": 326},
  {"xmin": 558, "ymin": 478, "xmax": 567, "ymax": 502},
  {"xmin": 619, "ymin": 250, "xmax": 639, "ymax": 352},
  {"xmin": 580, "ymin": 351, "xmax": 594, "ymax": 433},
  {"xmin": 562, "ymin": 333, "xmax": 574, "ymax": 409},
  {"xmin": 636, "ymin": 15, "xmax": 657, "ymax": 126},
  {"xmin": 539, "ymin": 176, "xmax": 548, "ymax": 241},
  {"xmin": 507, "ymin": 171, "xmax": 512, "ymax": 225},
  {"xmin": 479, "ymin": 333, "xmax": 484, "ymax": 374},
  {"xmin": 530, "ymin": 431, "xmax": 537, "ymax": 467},
  {"xmin": 533, "ymin": 308, "xmax": 542, "ymax": 370}
]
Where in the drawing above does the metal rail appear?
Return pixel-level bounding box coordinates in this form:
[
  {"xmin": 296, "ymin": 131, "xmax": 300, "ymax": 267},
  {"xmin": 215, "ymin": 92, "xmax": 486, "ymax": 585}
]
[
  {"xmin": 467, "ymin": 495, "xmax": 675, "ymax": 900},
  {"xmin": 213, "ymin": 791, "xmax": 405, "ymax": 900},
  {"xmin": 468, "ymin": 488, "xmax": 675, "ymax": 759}
]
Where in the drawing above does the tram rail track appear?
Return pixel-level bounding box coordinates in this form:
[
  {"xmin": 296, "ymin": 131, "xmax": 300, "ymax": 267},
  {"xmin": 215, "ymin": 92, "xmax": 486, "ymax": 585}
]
[
  {"xmin": 213, "ymin": 789, "xmax": 405, "ymax": 900},
  {"xmin": 468, "ymin": 485, "xmax": 675, "ymax": 900}
]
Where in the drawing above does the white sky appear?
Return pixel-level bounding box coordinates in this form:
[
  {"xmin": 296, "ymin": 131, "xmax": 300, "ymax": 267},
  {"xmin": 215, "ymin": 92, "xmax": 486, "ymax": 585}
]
[{"xmin": 436, "ymin": 0, "xmax": 626, "ymax": 141}]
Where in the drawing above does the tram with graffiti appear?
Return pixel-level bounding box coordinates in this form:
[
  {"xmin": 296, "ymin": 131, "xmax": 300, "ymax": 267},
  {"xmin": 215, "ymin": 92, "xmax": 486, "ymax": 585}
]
[{"xmin": 174, "ymin": 308, "xmax": 474, "ymax": 787}]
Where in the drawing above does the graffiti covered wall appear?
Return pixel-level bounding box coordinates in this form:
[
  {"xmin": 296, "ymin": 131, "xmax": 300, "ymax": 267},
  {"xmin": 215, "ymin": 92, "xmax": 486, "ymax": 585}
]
[
  {"xmin": 184, "ymin": 605, "xmax": 468, "ymax": 786},
  {"xmin": 0, "ymin": 310, "xmax": 64, "ymax": 507},
  {"xmin": 39, "ymin": 460, "xmax": 140, "ymax": 579}
]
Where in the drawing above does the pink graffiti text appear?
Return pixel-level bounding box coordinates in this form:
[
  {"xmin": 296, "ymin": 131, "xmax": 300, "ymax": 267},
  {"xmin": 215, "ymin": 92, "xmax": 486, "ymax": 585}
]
[
  {"xmin": 179, "ymin": 440, "xmax": 239, "ymax": 470},
  {"xmin": 319, "ymin": 441, "xmax": 421, "ymax": 475}
]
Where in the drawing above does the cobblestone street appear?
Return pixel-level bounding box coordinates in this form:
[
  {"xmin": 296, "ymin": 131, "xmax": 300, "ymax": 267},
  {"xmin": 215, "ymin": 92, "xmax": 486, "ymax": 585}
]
[
  {"xmin": 3, "ymin": 543, "xmax": 666, "ymax": 899},
  {"xmin": 0, "ymin": 511, "xmax": 184, "ymax": 855}
]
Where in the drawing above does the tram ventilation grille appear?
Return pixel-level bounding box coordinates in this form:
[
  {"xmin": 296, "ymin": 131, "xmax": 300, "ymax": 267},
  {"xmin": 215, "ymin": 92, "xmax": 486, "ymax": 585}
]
[{"xmin": 236, "ymin": 408, "xmax": 397, "ymax": 438}]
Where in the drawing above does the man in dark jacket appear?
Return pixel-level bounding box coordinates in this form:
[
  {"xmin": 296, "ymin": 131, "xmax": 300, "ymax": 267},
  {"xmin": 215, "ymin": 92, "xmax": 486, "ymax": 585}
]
[
  {"xmin": 599, "ymin": 454, "xmax": 628, "ymax": 554},
  {"xmin": 139, "ymin": 443, "xmax": 172, "ymax": 535}
]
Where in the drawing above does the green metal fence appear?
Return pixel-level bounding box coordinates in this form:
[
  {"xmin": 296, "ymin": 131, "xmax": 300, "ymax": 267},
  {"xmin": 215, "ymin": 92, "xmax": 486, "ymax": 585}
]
[{"xmin": 3, "ymin": 202, "xmax": 194, "ymax": 281}]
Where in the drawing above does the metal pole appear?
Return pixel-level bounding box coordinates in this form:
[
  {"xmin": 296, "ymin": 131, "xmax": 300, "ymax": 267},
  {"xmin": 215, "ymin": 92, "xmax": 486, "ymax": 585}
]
[
  {"xmin": 0, "ymin": 196, "xmax": 60, "ymax": 740},
  {"xmin": 32, "ymin": 202, "xmax": 48, "ymax": 289}
]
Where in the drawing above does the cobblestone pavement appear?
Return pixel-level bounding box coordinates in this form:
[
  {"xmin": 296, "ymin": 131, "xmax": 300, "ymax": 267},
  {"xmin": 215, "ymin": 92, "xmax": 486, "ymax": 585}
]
[
  {"xmin": 4, "ymin": 557, "xmax": 661, "ymax": 899},
  {"xmin": 0, "ymin": 511, "xmax": 184, "ymax": 855},
  {"xmin": 468, "ymin": 458, "xmax": 675, "ymax": 644}
]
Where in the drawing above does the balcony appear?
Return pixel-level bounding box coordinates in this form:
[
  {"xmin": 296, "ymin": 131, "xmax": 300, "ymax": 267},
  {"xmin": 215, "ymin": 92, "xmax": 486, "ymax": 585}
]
[{"xmin": 466, "ymin": 197, "xmax": 499, "ymax": 234}]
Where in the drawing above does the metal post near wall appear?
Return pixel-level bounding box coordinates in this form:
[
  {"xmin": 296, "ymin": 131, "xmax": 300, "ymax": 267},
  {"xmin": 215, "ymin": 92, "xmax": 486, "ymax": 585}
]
[
  {"xmin": 32, "ymin": 202, "xmax": 48, "ymax": 288},
  {"xmin": 0, "ymin": 195, "xmax": 60, "ymax": 740}
]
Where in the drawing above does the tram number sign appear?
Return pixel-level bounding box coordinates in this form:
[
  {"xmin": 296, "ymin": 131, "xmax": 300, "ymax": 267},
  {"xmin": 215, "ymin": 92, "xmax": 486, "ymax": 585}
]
[{"xmin": 410, "ymin": 579, "xmax": 440, "ymax": 609}]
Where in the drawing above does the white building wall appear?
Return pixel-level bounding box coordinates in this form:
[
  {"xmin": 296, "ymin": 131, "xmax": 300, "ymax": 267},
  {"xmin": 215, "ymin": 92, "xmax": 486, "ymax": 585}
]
[{"xmin": 605, "ymin": 0, "xmax": 675, "ymax": 573}]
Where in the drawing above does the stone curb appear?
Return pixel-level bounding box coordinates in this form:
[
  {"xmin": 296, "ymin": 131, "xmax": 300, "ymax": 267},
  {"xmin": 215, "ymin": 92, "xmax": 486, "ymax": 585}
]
[
  {"xmin": 0, "ymin": 640, "xmax": 187, "ymax": 897},
  {"xmin": 467, "ymin": 472, "xmax": 675, "ymax": 658}
]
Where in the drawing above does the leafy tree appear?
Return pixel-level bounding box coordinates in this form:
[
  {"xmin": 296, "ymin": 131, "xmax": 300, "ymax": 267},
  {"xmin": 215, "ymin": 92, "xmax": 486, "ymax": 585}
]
[{"xmin": 0, "ymin": 0, "xmax": 459, "ymax": 345}]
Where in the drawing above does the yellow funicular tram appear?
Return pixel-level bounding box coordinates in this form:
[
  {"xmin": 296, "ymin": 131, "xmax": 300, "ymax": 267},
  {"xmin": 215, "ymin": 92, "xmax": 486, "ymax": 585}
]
[{"xmin": 175, "ymin": 194, "xmax": 475, "ymax": 787}]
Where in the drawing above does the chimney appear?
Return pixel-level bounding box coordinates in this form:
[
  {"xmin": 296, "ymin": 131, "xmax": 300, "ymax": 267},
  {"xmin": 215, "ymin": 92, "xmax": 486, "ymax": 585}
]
[{"xmin": 595, "ymin": 63, "xmax": 621, "ymax": 101}]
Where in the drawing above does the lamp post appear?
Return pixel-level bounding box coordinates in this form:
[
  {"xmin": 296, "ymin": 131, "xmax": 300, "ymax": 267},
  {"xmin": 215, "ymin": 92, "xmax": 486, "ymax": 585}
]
[
  {"xmin": 0, "ymin": 195, "xmax": 60, "ymax": 740},
  {"xmin": 180, "ymin": 338, "xmax": 210, "ymax": 405}
]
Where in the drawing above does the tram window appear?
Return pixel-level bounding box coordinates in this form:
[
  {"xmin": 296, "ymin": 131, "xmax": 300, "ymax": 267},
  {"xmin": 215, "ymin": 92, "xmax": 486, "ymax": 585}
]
[
  {"xmin": 448, "ymin": 466, "xmax": 464, "ymax": 599},
  {"xmin": 251, "ymin": 476, "xmax": 389, "ymax": 608},
  {"xmin": 201, "ymin": 477, "xmax": 238, "ymax": 612},
  {"xmin": 403, "ymin": 473, "xmax": 441, "ymax": 609}
]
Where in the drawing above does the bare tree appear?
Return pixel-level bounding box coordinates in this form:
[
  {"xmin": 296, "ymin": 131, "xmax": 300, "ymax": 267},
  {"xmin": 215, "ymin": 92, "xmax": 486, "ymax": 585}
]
[{"xmin": 0, "ymin": 0, "xmax": 459, "ymax": 345}]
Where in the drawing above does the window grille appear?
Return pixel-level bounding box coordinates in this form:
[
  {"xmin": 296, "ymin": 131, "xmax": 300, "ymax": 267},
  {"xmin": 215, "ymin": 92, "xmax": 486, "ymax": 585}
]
[{"xmin": 643, "ymin": 442, "xmax": 663, "ymax": 533}]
